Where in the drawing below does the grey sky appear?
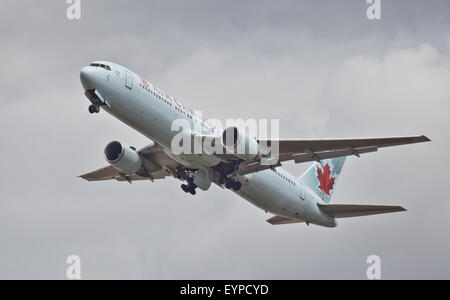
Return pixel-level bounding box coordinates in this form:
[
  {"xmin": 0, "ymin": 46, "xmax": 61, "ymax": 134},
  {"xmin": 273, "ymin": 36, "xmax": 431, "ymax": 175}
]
[{"xmin": 0, "ymin": 0, "xmax": 449, "ymax": 279}]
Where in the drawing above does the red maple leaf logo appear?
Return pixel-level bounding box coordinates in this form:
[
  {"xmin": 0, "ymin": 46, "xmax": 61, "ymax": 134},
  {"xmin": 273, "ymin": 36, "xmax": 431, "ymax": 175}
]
[{"xmin": 317, "ymin": 163, "xmax": 335, "ymax": 196}]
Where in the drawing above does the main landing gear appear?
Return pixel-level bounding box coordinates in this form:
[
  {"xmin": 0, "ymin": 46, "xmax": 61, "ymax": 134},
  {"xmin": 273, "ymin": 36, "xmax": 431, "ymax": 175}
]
[
  {"xmin": 89, "ymin": 105, "xmax": 100, "ymax": 114},
  {"xmin": 219, "ymin": 175, "xmax": 242, "ymax": 191},
  {"xmin": 181, "ymin": 178, "xmax": 197, "ymax": 195}
]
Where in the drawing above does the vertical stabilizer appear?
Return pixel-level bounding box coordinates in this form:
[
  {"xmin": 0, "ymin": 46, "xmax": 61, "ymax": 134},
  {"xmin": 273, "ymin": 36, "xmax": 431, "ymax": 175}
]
[{"xmin": 298, "ymin": 157, "xmax": 346, "ymax": 203}]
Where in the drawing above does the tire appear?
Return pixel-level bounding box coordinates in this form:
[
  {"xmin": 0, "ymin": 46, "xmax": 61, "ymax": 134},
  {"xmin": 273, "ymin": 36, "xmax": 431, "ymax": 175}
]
[
  {"xmin": 225, "ymin": 180, "xmax": 233, "ymax": 189},
  {"xmin": 88, "ymin": 105, "xmax": 97, "ymax": 114},
  {"xmin": 232, "ymin": 181, "xmax": 242, "ymax": 191},
  {"xmin": 181, "ymin": 184, "xmax": 189, "ymax": 193}
]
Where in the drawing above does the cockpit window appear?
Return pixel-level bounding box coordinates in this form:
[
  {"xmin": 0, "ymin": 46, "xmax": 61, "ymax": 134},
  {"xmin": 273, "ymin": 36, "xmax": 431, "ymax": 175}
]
[{"xmin": 90, "ymin": 63, "xmax": 111, "ymax": 71}]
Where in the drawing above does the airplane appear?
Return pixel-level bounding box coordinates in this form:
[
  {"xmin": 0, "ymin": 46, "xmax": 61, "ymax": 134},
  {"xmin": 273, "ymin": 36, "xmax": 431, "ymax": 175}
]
[{"xmin": 79, "ymin": 61, "xmax": 430, "ymax": 228}]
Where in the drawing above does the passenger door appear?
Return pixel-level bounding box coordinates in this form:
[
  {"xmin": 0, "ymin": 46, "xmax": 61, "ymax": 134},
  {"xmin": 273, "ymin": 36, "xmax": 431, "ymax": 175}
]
[{"xmin": 125, "ymin": 71, "xmax": 133, "ymax": 89}]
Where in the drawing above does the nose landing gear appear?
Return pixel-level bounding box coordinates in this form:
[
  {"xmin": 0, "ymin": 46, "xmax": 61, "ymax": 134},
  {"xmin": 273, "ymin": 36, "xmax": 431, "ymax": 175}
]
[{"xmin": 89, "ymin": 105, "xmax": 100, "ymax": 114}]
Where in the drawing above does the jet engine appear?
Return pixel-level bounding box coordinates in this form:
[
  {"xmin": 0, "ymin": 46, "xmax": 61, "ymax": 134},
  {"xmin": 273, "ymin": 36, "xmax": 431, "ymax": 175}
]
[
  {"xmin": 221, "ymin": 127, "xmax": 260, "ymax": 161},
  {"xmin": 193, "ymin": 169, "xmax": 212, "ymax": 191},
  {"xmin": 104, "ymin": 141, "xmax": 143, "ymax": 175}
]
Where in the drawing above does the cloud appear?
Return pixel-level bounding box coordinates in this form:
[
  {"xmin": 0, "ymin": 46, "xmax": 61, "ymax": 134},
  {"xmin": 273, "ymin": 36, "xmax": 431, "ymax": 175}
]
[{"xmin": 0, "ymin": 0, "xmax": 449, "ymax": 279}]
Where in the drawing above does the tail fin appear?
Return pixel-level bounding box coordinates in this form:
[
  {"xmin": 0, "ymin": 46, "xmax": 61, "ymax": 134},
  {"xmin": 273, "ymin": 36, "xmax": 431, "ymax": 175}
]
[{"xmin": 298, "ymin": 157, "xmax": 346, "ymax": 204}]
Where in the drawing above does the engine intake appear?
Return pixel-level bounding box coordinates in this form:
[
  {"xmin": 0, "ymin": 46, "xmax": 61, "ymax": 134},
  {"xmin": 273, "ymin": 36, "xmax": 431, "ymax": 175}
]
[
  {"xmin": 221, "ymin": 127, "xmax": 260, "ymax": 161},
  {"xmin": 104, "ymin": 141, "xmax": 142, "ymax": 175}
]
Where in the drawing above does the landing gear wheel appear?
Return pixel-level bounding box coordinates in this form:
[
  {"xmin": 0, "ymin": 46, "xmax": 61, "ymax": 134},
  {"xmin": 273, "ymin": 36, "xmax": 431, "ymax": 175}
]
[
  {"xmin": 232, "ymin": 181, "xmax": 242, "ymax": 191},
  {"xmin": 89, "ymin": 105, "xmax": 99, "ymax": 114},
  {"xmin": 181, "ymin": 184, "xmax": 189, "ymax": 193},
  {"xmin": 182, "ymin": 181, "xmax": 198, "ymax": 195},
  {"xmin": 225, "ymin": 179, "xmax": 234, "ymax": 190}
]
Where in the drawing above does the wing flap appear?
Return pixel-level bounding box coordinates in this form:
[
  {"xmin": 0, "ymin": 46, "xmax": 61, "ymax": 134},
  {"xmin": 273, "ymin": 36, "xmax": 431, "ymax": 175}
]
[
  {"xmin": 79, "ymin": 165, "xmax": 169, "ymax": 182},
  {"xmin": 80, "ymin": 165, "xmax": 121, "ymax": 181},
  {"xmin": 293, "ymin": 146, "xmax": 378, "ymax": 163},
  {"xmin": 237, "ymin": 135, "xmax": 430, "ymax": 175},
  {"xmin": 238, "ymin": 161, "xmax": 282, "ymax": 176},
  {"xmin": 318, "ymin": 204, "xmax": 406, "ymax": 218},
  {"xmin": 80, "ymin": 166, "xmax": 170, "ymax": 182}
]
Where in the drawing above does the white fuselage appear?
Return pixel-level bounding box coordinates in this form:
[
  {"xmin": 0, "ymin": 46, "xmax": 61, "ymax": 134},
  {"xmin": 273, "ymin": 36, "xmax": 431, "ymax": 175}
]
[{"xmin": 80, "ymin": 61, "xmax": 336, "ymax": 227}]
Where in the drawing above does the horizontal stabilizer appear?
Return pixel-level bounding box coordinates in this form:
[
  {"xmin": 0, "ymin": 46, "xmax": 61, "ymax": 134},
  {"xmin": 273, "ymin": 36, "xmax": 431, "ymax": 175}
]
[
  {"xmin": 318, "ymin": 204, "xmax": 406, "ymax": 218},
  {"xmin": 267, "ymin": 215, "xmax": 305, "ymax": 225}
]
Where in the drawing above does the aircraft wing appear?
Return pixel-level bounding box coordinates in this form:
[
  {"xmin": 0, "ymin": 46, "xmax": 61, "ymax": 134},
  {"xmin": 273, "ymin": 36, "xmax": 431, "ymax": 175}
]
[
  {"xmin": 238, "ymin": 135, "xmax": 430, "ymax": 175},
  {"xmin": 79, "ymin": 165, "xmax": 170, "ymax": 182},
  {"xmin": 318, "ymin": 204, "xmax": 406, "ymax": 218},
  {"xmin": 267, "ymin": 215, "xmax": 306, "ymax": 225},
  {"xmin": 80, "ymin": 143, "xmax": 182, "ymax": 182}
]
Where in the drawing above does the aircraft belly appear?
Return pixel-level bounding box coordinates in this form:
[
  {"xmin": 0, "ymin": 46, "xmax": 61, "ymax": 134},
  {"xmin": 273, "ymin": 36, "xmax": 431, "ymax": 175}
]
[
  {"xmin": 236, "ymin": 170, "xmax": 307, "ymax": 219},
  {"xmin": 235, "ymin": 171, "xmax": 336, "ymax": 227},
  {"xmin": 176, "ymin": 154, "xmax": 221, "ymax": 168}
]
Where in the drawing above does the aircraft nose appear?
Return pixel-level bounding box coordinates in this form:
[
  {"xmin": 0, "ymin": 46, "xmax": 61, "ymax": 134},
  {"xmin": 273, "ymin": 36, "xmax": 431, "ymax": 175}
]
[{"xmin": 80, "ymin": 66, "xmax": 97, "ymax": 90}]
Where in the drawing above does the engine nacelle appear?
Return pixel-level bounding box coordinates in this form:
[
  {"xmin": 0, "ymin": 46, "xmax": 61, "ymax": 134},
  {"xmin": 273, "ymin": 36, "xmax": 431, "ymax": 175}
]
[
  {"xmin": 193, "ymin": 169, "xmax": 212, "ymax": 191},
  {"xmin": 104, "ymin": 141, "xmax": 142, "ymax": 175},
  {"xmin": 221, "ymin": 127, "xmax": 260, "ymax": 161}
]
